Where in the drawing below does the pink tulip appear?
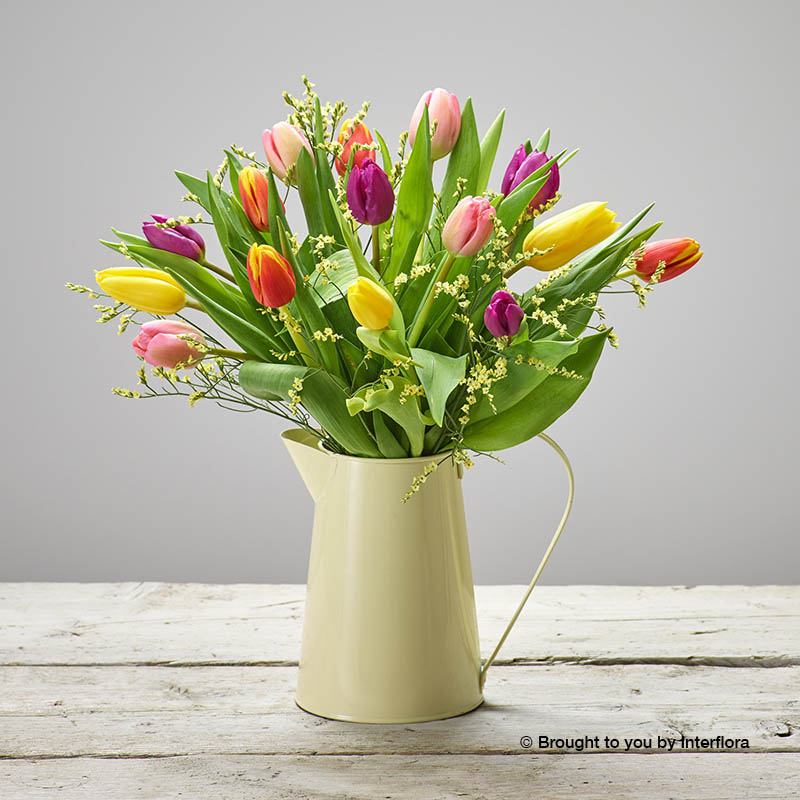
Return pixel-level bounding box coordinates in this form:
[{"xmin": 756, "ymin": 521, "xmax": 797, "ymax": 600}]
[
  {"xmin": 441, "ymin": 196, "xmax": 495, "ymax": 257},
  {"xmin": 132, "ymin": 320, "xmax": 205, "ymax": 369},
  {"xmin": 262, "ymin": 122, "xmax": 314, "ymax": 182},
  {"xmin": 408, "ymin": 88, "xmax": 461, "ymax": 161}
]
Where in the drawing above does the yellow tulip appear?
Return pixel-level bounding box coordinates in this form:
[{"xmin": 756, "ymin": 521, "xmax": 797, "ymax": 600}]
[
  {"xmin": 96, "ymin": 267, "xmax": 185, "ymax": 315},
  {"xmin": 347, "ymin": 277, "xmax": 394, "ymax": 330},
  {"xmin": 523, "ymin": 201, "xmax": 620, "ymax": 272}
]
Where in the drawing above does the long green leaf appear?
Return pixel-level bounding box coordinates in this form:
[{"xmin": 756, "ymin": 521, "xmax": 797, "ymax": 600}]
[
  {"xmin": 239, "ymin": 362, "xmax": 381, "ymax": 458},
  {"xmin": 439, "ymin": 98, "xmax": 480, "ymax": 219},
  {"xmin": 409, "ymin": 348, "xmax": 467, "ymax": 427},
  {"xmin": 477, "ymin": 109, "xmax": 505, "ymax": 194},
  {"xmin": 463, "ymin": 330, "xmax": 609, "ymax": 451},
  {"xmin": 387, "ymin": 104, "xmax": 432, "ymax": 281},
  {"xmin": 296, "ymin": 147, "xmax": 327, "ymax": 238}
]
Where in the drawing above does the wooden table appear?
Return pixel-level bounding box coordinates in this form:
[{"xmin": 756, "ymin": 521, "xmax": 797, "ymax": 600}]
[{"xmin": 1, "ymin": 585, "xmax": 798, "ymax": 798}]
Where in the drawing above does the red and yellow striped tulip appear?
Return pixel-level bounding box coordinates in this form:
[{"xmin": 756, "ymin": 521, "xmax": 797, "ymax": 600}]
[
  {"xmin": 246, "ymin": 244, "xmax": 296, "ymax": 308},
  {"xmin": 634, "ymin": 238, "xmax": 703, "ymax": 283}
]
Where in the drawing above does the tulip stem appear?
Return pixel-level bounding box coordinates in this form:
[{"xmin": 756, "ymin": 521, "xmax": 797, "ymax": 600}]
[
  {"xmin": 280, "ymin": 305, "xmax": 315, "ymax": 366},
  {"xmin": 200, "ymin": 259, "xmax": 237, "ymax": 285},
  {"xmin": 207, "ymin": 348, "xmax": 255, "ymax": 361},
  {"xmin": 612, "ymin": 268, "xmax": 639, "ymax": 282},
  {"xmin": 407, "ymin": 253, "xmax": 455, "ymax": 348},
  {"xmin": 185, "ymin": 299, "xmax": 206, "ymax": 312},
  {"xmin": 372, "ymin": 227, "xmax": 381, "ymax": 275}
]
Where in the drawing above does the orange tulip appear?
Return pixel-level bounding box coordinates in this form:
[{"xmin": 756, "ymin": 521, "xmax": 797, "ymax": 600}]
[
  {"xmin": 247, "ymin": 244, "xmax": 296, "ymax": 308},
  {"xmin": 635, "ymin": 238, "xmax": 703, "ymax": 283},
  {"xmin": 238, "ymin": 167, "xmax": 272, "ymax": 231},
  {"xmin": 335, "ymin": 119, "xmax": 376, "ymax": 176}
]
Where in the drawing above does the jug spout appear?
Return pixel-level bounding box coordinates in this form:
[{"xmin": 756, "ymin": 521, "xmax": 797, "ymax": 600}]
[{"xmin": 282, "ymin": 429, "xmax": 333, "ymax": 501}]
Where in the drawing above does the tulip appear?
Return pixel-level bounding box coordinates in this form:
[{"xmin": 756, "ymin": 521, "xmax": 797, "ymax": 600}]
[
  {"xmin": 142, "ymin": 215, "xmax": 205, "ymax": 261},
  {"xmin": 247, "ymin": 244, "xmax": 296, "ymax": 308},
  {"xmin": 132, "ymin": 320, "xmax": 205, "ymax": 369},
  {"xmin": 262, "ymin": 122, "xmax": 314, "ymax": 183},
  {"xmin": 347, "ymin": 277, "xmax": 394, "ymax": 330},
  {"xmin": 442, "ymin": 196, "xmax": 495, "ymax": 257},
  {"xmin": 408, "ymin": 88, "xmax": 461, "ymax": 161},
  {"xmin": 484, "ymin": 290, "xmax": 525, "ymax": 338},
  {"xmin": 523, "ymin": 202, "xmax": 620, "ymax": 272},
  {"xmin": 633, "ymin": 238, "xmax": 703, "ymax": 283},
  {"xmin": 238, "ymin": 167, "xmax": 274, "ymax": 231},
  {"xmin": 501, "ymin": 144, "xmax": 560, "ymax": 210},
  {"xmin": 346, "ymin": 161, "xmax": 395, "ymax": 226},
  {"xmin": 335, "ymin": 119, "xmax": 376, "ymax": 177},
  {"xmin": 96, "ymin": 267, "xmax": 185, "ymax": 315}
]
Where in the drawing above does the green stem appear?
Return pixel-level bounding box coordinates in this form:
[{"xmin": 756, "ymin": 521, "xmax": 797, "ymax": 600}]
[
  {"xmin": 372, "ymin": 227, "xmax": 381, "ymax": 275},
  {"xmin": 280, "ymin": 305, "xmax": 315, "ymax": 366},
  {"xmin": 185, "ymin": 299, "xmax": 206, "ymax": 312},
  {"xmin": 208, "ymin": 347, "xmax": 254, "ymax": 360},
  {"xmin": 612, "ymin": 268, "xmax": 638, "ymax": 282},
  {"xmin": 200, "ymin": 259, "xmax": 237, "ymax": 284},
  {"xmin": 407, "ymin": 252, "xmax": 455, "ymax": 348}
]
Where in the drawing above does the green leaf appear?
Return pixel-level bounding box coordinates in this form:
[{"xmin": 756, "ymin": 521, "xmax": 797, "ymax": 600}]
[
  {"xmin": 469, "ymin": 338, "xmax": 580, "ymax": 423},
  {"xmin": 372, "ymin": 128, "xmax": 394, "ymax": 175},
  {"xmin": 296, "ymin": 147, "xmax": 327, "ymax": 238},
  {"xmin": 387, "ymin": 104, "xmax": 433, "ymax": 281},
  {"xmin": 356, "ymin": 327, "xmax": 408, "ymax": 362},
  {"xmin": 237, "ymin": 361, "xmax": 307, "ymax": 400},
  {"xmin": 373, "ymin": 410, "xmax": 409, "ymax": 458},
  {"xmin": 239, "ymin": 363, "xmax": 381, "ymax": 458},
  {"xmin": 463, "ymin": 330, "xmax": 609, "ymax": 451},
  {"xmin": 306, "ymin": 249, "xmax": 358, "ymax": 305},
  {"xmin": 409, "ymin": 348, "xmax": 467, "ymax": 427},
  {"xmin": 175, "ymin": 171, "xmax": 210, "ymax": 210},
  {"xmin": 535, "ymin": 128, "xmax": 551, "ymax": 153},
  {"xmin": 347, "ymin": 376, "xmax": 427, "ymax": 456},
  {"xmin": 439, "ymin": 98, "xmax": 480, "ymax": 219},
  {"xmin": 325, "ymin": 190, "xmax": 383, "ymax": 282},
  {"xmin": 477, "ymin": 109, "xmax": 506, "ymax": 194}
]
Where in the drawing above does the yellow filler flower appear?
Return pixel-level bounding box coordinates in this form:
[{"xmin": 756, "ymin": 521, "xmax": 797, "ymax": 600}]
[
  {"xmin": 96, "ymin": 267, "xmax": 185, "ymax": 314},
  {"xmin": 523, "ymin": 201, "xmax": 620, "ymax": 272},
  {"xmin": 347, "ymin": 277, "xmax": 394, "ymax": 330}
]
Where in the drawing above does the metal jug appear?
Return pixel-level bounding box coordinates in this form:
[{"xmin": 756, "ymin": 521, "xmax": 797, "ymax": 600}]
[{"xmin": 282, "ymin": 427, "xmax": 573, "ymax": 723}]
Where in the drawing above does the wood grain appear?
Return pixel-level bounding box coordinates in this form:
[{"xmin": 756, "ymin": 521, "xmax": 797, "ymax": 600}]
[{"xmin": 1, "ymin": 584, "xmax": 797, "ymax": 797}]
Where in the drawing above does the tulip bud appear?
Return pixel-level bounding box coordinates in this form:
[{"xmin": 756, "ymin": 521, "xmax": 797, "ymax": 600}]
[
  {"xmin": 246, "ymin": 244, "xmax": 296, "ymax": 308},
  {"xmin": 347, "ymin": 277, "xmax": 394, "ymax": 330},
  {"xmin": 408, "ymin": 88, "xmax": 461, "ymax": 161},
  {"xmin": 96, "ymin": 267, "xmax": 186, "ymax": 315},
  {"xmin": 335, "ymin": 119, "xmax": 376, "ymax": 177},
  {"xmin": 262, "ymin": 122, "xmax": 314, "ymax": 183},
  {"xmin": 634, "ymin": 238, "xmax": 703, "ymax": 283},
  {"xmin": 142, "ymin": 215, "xmax": 205, "ymax": 261},
  {"xmin": 484, "ymin": 290, "xmax": 525, "ymax": 338},
  {"xmin": 523, "ymin": 202, "xmax": 620, "ymax": 272},
  {"xmin": 442, "ymin": 196, "xmax": 495, "ymax": 257},
  {"xmin": 238, "ymin": 167, "xmax": 273, "ymax": 231},
  {"xmin": 132, "ymin": 320, "xmax": 205, "ymax": 369},
  {"xmin": 501, "ymin": 144, "xmax": 560, "ymax": 210},
  {"xmin": 346, "ymin": 161, "xmax": 395, "ymax": 226}
]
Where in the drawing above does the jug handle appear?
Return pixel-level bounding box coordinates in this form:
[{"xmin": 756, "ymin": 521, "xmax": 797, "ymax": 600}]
[{"xmin": 479, "ymin": 432, "xmax": 574, "ymax": 690}]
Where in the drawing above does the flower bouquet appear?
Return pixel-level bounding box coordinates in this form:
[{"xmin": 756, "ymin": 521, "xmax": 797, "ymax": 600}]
[{"xmin": 70, "ymin": 78, "xmax": 702, "ymax": 723}]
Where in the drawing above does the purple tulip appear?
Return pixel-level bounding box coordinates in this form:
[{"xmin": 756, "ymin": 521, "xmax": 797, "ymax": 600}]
[
  {"xmin": 142, "ymin": 214, "xmax": 205, "ymax": 261},
  {"xmin": 346, "ymin": 161, "xmax": 395, "ymax": 226},
  {"xmin": 484, "ymin": 290, "xmax": 525, "ymax": 338},
  {"xmin": 500, "ymin": 145, "xmax": 560, "ymax": 211}
]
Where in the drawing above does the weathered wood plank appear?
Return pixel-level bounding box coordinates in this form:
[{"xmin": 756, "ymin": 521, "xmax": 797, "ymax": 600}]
[
  {"xmin": 1, "ymin": 754, "xmax": 798, "ymax": 800},
  {"xmin": 1, "ymin": 584, "xmax": 797, "ymax": 666},
  {"xmin": 1, "ymin": 664, "xmax": 797, "ymax": 756}
]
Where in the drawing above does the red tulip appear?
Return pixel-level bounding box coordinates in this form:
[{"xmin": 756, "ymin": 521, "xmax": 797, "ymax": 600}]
[
  {"xmin": 335, "ymin": 119, "xmax": 376, "ymax": 177},
  {"xmin": 238, "ymin": 167, "xmax": 274, "ymax": 232},
  {"xmin": 635, "ymin": 238, "xmax": 703, "ymax": 283},
  {"xmin": 247, "ymin": 244, "xmax": 296, "ymax": 308}
]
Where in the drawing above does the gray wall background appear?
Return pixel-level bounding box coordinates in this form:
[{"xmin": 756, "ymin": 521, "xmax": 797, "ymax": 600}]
[{"xmin": 1, "ymin": 0, "xmax": 797, "ymax": 584}]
